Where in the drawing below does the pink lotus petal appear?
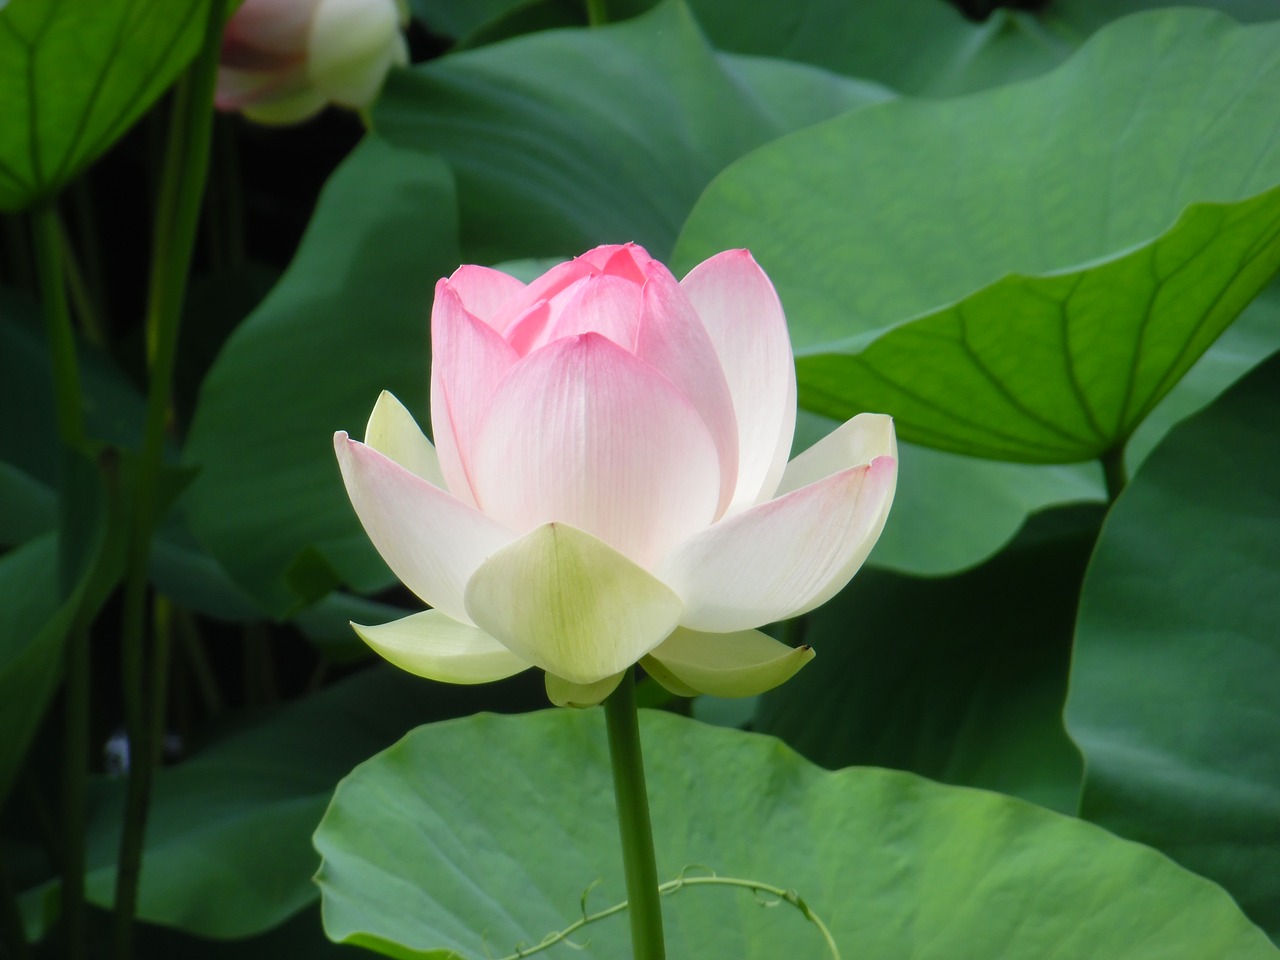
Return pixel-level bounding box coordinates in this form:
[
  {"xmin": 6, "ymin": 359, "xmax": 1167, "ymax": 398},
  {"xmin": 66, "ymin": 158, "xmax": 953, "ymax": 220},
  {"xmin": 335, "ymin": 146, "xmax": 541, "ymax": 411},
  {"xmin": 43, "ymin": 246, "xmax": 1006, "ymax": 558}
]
[
  {"xmin": 334, "ymin": 433, "xmax": 515, "ymax": 624},
  {"xmin": 511, "ymin": 274, "xmax": 642, "ymax": 355},
  {"xmin": 429, "ymin": 281, "xmax": 520, "ymax": 503},
  {"xmin": 489, "ymin": 259, "xmax": 596, "ymax": 336},
  {"xmin": 469, "ymin": 333, "xmax": 721, "ymax": 568},
  {"xmin": 635, "ymin": 261, "xmax": 739, "ymax": 516},
  {"xmin": 681, "ymin": 249, "xmax": 797, "ymax": 510},
  {"xmin": 656, "ymin": 455, "xmax": 898, "ymax": 632},
  {"xmin": 445, "ymin": 265, "xmax": 526, "ymax": 325}
]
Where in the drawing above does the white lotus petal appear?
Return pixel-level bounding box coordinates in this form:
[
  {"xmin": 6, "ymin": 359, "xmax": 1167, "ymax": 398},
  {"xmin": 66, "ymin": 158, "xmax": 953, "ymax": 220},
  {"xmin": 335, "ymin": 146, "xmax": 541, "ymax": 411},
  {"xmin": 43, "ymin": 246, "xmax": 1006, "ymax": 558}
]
[
  {"xmin": 657, "ymin": 456, "xmax": 898, "ymax": 632},
  {"xmin": 334, "ymin": 433, "xmax": 513, "ymax": 624},
  {"xmin": 364, "ymin": 390, "xmax": 445, "ymax": 487},
  {"xmin": 352, "ymin": 610, "xmax": 528, "ymax": 683},
  {"xmin": 463, "ymin": 522, "xmax": 683, "ymax": 685},
  {"xmin": 777, "ymin": 412, "xmax": 897, "ymax": 495},
  {"xmin": 642, "ymin": 627, "xmax": 813, "ymax": 698},
  {"xmin": 309, "ymin": 0, "xmax": 404, "ymax": 107},
  {"xmin": 681, "ymin": 249, "xmax": 797, "ymax": 510}
]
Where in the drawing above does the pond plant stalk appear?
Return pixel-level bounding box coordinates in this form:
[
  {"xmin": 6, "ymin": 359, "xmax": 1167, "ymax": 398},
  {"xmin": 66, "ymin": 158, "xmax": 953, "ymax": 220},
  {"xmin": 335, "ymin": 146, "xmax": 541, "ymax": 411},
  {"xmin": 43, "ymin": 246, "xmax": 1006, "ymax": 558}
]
[
  {"xmin": 112, "ymin": 1, "xmax": 228, "ymax": 957},
  {"xmin": 604, "ymin": 669, "xmax": 667, "ymax": 959}
]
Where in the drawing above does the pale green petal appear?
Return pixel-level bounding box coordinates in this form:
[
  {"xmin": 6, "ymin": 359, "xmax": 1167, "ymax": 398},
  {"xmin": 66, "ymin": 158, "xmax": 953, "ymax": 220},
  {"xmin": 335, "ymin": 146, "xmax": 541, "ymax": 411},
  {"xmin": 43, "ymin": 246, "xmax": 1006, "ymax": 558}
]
[
  {"xmin": 463, "ymin": 522, "xmax": 683, "ymax": 685},
  {"xmin": 364, "ymin": 390, "xmax": 446, "ymax": 487},
  {"xmin": 545, "ymin": 671, "xmax": 624, "ymax": 708},
  {"xmin": 642, "ymin": 627, "xmax": 814, "ymax": 698},
  {"xmin": 352, "ymin": 610, "xmax": 529, "ymax": 684}
]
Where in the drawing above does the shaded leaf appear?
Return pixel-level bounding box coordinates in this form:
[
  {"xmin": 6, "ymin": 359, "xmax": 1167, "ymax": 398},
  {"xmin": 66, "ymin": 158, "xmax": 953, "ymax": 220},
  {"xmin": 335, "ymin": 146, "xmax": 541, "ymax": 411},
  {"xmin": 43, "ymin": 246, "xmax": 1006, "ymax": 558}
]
[
  {"xmin": 1066, "ymin": 348, "xmax": 1280, "ymax": 940},
  {"xmin": 757, "ymin": 505, "xmax": 1098, "ymax": 813},
  {"xmin": 182, "ymin": 137, "xmax": 461, "ymax": 615},
  {"xmin": 376, "ymin": 0, "xmax": 892, "ymax": 263}
]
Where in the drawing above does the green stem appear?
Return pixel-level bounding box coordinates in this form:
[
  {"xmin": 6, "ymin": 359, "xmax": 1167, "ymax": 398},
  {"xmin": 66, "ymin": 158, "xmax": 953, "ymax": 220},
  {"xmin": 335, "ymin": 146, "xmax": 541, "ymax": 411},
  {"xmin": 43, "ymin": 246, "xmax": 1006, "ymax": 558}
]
[
  {"xmin": 56, "ymin": 216, "xmax": 107, "ymax": 347},
  {"xmin": 112, "ymin": 3, "xmax": 227, "ymax": 957},
  {"xmin": 1101, "ymin": 445, "xmax": 1127, "ymax": 503},
  {"xmin": 30, "ymin": 204, "xmax": 87, "ymax": 451},
  {"xmin": 61, "ymin": 620, "xmax": 90, "ymax": 960},
  {"xmin": 603, "ymin": 670, "xmax": 666, "ymax": 960},
  {"xmin": 585, "ymin": 0, "xmax": 608, "ymax": 26}
]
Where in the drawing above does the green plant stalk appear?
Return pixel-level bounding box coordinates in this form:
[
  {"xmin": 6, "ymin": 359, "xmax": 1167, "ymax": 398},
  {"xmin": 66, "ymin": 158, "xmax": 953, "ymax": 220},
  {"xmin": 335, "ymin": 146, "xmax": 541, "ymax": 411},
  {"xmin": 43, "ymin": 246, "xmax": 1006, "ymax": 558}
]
[
  {"xmin": 30, "ymin": 204, "xmax": 87, "ymax": 451},
  {"xmin": 32, "ymin": 199, "xmax": 93, "ymax": 960},
  {"xmin": 603, "ymin": 670, "xmax": 666, "ymax": 960},
  {"xmin": 585, "ymin": 0, "xmax": 608, "ymax": 26},
  {"xmin": 112, "ymin": 2, "xmax": 228, "ymax": 957},
  {"xmin": 1101, "ymin": 445, "xmax": 1127, "ymax": 503},
  {"xmin": 61, "ymin": 618, "xmax": 90, "ymax": 960}
]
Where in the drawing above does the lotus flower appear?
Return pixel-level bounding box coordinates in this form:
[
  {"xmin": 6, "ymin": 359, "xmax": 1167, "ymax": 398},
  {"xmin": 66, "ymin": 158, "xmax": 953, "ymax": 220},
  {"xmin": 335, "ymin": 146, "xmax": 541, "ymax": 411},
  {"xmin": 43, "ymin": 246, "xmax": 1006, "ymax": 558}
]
[
  {"xmin": 215, "ymin": 0, "xmax": 408, "ymax": 125},
  {"xmin": 335, "ymin": 244, "xmax": 897, "ymax": 707}
]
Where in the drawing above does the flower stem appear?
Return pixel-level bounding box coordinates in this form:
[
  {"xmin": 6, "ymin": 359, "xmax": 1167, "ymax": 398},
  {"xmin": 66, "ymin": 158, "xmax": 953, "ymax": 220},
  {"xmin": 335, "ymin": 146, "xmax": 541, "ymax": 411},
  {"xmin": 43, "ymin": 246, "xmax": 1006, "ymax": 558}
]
[
  {"xmin": 603, "ymin": 670, "xmax": 666, "ymax": 960},
  {"xmin": 112, "ymin": 2, "xmax": 227, "ymax": 957},
  {"xmin": 1100, "ymin": 444, "xmax": 1127, "ymax": 503},
  {"xmin": 585, "ymin": 0, "xmax": 608, "ymax": 26}
]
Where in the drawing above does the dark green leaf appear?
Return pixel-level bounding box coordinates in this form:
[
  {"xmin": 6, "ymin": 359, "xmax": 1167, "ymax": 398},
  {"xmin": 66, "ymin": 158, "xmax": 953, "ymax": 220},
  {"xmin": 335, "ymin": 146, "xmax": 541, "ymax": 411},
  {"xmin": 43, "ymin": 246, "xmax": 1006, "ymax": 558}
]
[
  {"xmin": 182, "ymin": 137, "xmax": 461, "ymax": 615},
  {"xmin": 1066, "ymin": 348, "xmax": 1280, "ymax": 941},
  {"xmin": 376, "ymin": 0, "xmax": 892, "ymax": 263},
  {"xmin": 757, "ymin": 505, "xmax": 1098, "ymax": 813}
]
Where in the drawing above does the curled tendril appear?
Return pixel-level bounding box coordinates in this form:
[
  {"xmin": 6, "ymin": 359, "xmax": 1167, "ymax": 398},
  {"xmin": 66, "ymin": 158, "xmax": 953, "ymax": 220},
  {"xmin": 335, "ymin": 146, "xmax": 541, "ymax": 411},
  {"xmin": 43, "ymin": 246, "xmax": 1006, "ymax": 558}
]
[{"xmin": 490, "ymin": 867, "xmax": 841, "ymax": 960}]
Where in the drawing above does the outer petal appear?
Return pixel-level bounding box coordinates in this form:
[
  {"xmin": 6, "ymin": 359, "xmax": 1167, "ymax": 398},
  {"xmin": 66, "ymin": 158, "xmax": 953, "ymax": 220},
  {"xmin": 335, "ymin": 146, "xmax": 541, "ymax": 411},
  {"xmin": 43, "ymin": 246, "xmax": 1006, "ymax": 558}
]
[
  {"xmin": 308, "ymin": 0, "xmax": 405, "ymax": 108},
  {"xmin": 470, "ymin": 333, "xmax": 721, "ymax": 568},
  {"xmin": 681, "ymin": 249, "xmax": 797, "ymax": 510},
  {"xmin": 334, "ymin": 433, "xmax": 514, "ymax": 624},
  {"xmin": 352, "ymin": 610, "xmax": 529, "ymax": 683},
  {"xmin": 445, "ymin": 265, "xmax": 525, "ymax": 325},
  {"xmin": 239, "ymin": 83, "xmax": 328, "ymax": 124},
  {"xmin": 222, "ymin": 0, "xmax": 317, "ymax": 58},
  {"xmin": 545, "ymin": 671, "xmax": 625, "ymax": 708},
  {"xmin": 363, "ymin": 390, "xmax": 445, "ymax": 487},
  {"xmin": 656, "ymin": 455, "xmax": 898, "ymax": 632},
  {"xmin": 642, "ymin": 627, "xmax": 814, "ymax": 698},
  {"xmin": 463, "ymin": 522, "xmax": 683, "ymax": 685},
  {"xmin": 635, "ymin": 261, "xmax": 739, "ymax": 517},
  {"xmin": 430, "ymin": 280, "xmax": 520, "ymax": 503},
  {"xmin": 777, "ymin": 412, "xmax": 897, "ymax": 495}
]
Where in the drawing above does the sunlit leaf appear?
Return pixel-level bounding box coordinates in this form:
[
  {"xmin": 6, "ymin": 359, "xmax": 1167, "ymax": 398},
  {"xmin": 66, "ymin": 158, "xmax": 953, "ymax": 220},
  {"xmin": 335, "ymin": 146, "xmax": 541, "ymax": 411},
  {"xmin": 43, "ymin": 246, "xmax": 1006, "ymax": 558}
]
[
  {"xmin": 315, "ymin": 709, "xmax": 1277, "ymax": 958},
  {"xmin": 0, "ymin": 0, "xmax": 212, "ymax": 210}
]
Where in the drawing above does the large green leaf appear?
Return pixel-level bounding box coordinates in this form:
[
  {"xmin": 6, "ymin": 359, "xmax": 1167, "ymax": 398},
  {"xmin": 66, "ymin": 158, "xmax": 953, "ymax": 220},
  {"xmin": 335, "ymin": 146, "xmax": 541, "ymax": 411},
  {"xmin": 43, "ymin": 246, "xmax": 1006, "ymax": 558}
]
[
  {"xmin": 756, "ymin": 505, "xmax": 1097, "ymax": 813},
  {"xmin": 21, "ymin": 666, "xmax": 546, "ymax": 940},
  {"xmin": 315, "ymin": 710, "xmax": 1277, "ymax": 958},
  {"xmin": 830, "ymin": 279, "xmax": 1280, "ymax": 576},
  {"xmin": 375, "ymin": 0, "xmax": 892, "ymax": 263},
  {"xmin": 182, "ymin": 137, "xmax": 461, "ymax": 615},
  {"xmin": 1065, "ymin": 349, "xmax": 1280, "ymax": 941},
  {"xmin": 674, "ymin": 10, "xmax": 1280, "ymax": 463},
  {"xmin": 673, "ymin": 0, "xmax": 1280, "ymax": 96},
  {"xmin": 0, "ymin": 0, "xmax": 212, "ymax": 210}
]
